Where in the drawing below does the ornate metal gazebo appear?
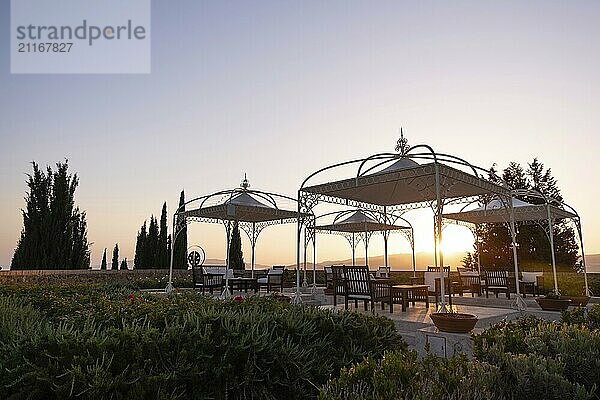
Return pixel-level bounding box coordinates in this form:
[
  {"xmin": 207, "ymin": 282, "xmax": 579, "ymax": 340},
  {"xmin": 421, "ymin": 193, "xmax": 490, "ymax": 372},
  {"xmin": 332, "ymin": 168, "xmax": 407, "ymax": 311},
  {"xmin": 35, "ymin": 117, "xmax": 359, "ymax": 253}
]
[
  {"xmin": 297, "ymin": 208, "xmax": 415, "ymax": 292},
  {"xmin": 166, "ymin": 175, "xmax": 301, "ymax": 295},
  {"xmin": 295, "ymin": 132, "xmax": 514, "ymax": 309},
  {"xmin": 443, "ymin": 190, "xmax": 589, "ymax": 296},
  {"xmin": 313, "ymin": 208, "xmax": 415, "ymax": 270}
]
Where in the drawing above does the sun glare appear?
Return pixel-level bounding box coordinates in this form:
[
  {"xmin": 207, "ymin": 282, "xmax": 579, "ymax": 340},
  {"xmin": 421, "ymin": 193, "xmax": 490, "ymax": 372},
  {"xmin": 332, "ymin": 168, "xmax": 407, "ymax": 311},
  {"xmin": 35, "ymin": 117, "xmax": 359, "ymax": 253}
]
[{"xmin": 439, "ymin": 227, "xmax": 475, "ymax": 254}]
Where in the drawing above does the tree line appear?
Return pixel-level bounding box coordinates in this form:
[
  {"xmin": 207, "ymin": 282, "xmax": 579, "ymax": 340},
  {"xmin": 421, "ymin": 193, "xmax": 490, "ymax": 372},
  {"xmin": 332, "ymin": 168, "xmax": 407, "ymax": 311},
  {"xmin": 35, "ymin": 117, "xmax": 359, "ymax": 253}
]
[
  {"xmin": 133, "ymin": 191, "xmax": 187, "ymax": 269},
  {"xmin": 472, "ymin": 158, "xmax": 579, "ymax": 270}
]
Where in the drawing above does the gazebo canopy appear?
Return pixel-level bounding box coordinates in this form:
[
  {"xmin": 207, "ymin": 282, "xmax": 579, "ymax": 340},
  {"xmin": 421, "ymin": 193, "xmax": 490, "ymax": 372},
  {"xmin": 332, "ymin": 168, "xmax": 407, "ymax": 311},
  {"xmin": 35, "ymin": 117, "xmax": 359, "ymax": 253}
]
[
  {"xmin": 166, "ymin": 175, "xmax": 301, "ymax": 294},
  {"xmin": 443, "ymin": 198, "xmax": 577, "ymax": 225},
  {"xmin": 183, "ymin": 191, "xmax": 298, "ymax": 223},
  {"xmin": 314, "ymin": 210, "xmax": 411, "ymax": 233},
  {"xmin": 302, "ymin": 158, "xmax": 510, "ymax": 207}
]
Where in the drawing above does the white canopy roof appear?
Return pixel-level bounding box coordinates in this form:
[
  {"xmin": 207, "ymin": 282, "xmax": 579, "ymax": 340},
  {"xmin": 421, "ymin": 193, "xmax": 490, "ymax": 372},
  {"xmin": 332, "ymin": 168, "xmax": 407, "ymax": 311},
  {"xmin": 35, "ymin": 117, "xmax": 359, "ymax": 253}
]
[
  {"xmin": 302, "ymin": 158, "xmax": 509, "ymax": 207},
  {"xmin": 183, "ymin": 191, "xmax": 299, "ymax": 223},
  {"xmin": 443, "ymin": 197, "xmax": 577, "ymax": 225},
  {"xmin": 314, "ymin": 210, "xmax": 411, "ymax": 233}
]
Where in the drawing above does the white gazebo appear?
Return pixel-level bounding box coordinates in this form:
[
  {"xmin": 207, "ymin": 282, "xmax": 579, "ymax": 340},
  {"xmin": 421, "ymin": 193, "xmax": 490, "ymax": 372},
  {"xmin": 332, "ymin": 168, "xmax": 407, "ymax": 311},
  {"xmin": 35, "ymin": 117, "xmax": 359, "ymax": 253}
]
[
  {"xmin": 166, "ymin": 175, "xmax": 301, "ymax": 295},
  {"xmin": 313, "ymin": 208, "xmax": 415, "ymax": 272},
  {"xmin": 443, "ymin": 193, "xmax": 588, "ymax": 296},
  {"xmin": 296, "ymin": 132, "xmax": 513, "ymax": 310}
]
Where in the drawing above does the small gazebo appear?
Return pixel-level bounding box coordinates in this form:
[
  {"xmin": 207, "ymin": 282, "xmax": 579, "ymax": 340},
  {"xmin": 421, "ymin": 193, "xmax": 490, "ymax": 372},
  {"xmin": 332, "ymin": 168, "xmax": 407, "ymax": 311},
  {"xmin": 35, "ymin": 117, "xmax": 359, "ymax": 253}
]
[
  {"xmin": 166, "ymin": 175, "xmax": 300, "ymax": 294},
  {"xmin": 313, "ymin": 209, "xmax": 415, "ymax": 272},
  {"xmin": 443, "ymin": 193, "xmax": 588, "ymax": 295}
]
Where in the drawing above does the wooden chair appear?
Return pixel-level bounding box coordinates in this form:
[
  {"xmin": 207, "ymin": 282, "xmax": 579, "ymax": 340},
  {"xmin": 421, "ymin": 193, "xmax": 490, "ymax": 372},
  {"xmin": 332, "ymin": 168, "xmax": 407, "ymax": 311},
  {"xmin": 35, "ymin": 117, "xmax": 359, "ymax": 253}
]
[
  {"xmin": 343, "ymin": 265, "xmax": 375, "ymax": 312},
  {"xmin": 457, "ymin": 267, "xmax": 482, "ymax": 297},
  {"xmin": 257, "ymin": 266, "xmax": 285, "ymax": 292},
  {"xmin": 483, "ymin": 270, "xmax": 510, "ymax": 299},
  {"xmin": 519, "ymin": 271, "xmax": 544, "ymax": 297},
  {"xmin": 192, "ymin": 265, "xmax": 225, "ymax": 294},
  {"xmin": 331, "ymin": 265, "xmax": 346, "ymax": 306},
  {"xmin": 423, "ymin": 270, "xmax": 453, "ymax": 307},
  {"xmin": 324, "ymin": 266, "xmax": 334, "ymax": 291},
  {"xmin": 375, "ymin": 266, "xmax": 390, "ymax": 278}
]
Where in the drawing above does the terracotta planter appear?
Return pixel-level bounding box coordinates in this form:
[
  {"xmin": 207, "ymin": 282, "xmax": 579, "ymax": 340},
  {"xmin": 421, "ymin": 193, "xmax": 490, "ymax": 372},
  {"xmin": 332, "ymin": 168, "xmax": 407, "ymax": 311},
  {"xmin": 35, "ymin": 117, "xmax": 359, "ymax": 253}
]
[
  {"xmin": 536, "ymin": 297, "xmax": 571, "ymax": 311},
  {"xmin": 561, "ymin": 296, "xmax": 590, "ymax": 307},
  {"xmin": 430, "ymin": 312, "xmax": 478, "ymax": 334}
]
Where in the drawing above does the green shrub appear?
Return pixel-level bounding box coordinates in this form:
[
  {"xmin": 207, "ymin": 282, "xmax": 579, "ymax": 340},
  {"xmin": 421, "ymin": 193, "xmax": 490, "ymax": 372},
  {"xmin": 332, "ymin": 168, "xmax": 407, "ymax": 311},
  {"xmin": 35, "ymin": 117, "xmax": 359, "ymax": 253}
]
[
  {"xmin": 0, "ymin": 287, "xmax": 405, "ymax": 399},
  {"xmin": 474, "ymin": 316, "xmax": 600, "ymax": 396},
  {"xmin": 561, "ymin": 304, "xmax": 600, "ymax": 330},
  {"xmin": 318, "ymin": 350, "xmax": 590, "ymax": 400}
]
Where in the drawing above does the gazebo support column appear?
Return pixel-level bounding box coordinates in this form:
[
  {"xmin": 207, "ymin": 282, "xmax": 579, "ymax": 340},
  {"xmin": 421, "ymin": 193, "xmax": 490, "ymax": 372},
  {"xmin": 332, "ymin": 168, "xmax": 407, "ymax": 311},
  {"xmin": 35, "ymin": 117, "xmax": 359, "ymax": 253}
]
[
  {"xmin": 221, "ymin": 220, "xmax": 233, "ymax": 298},
  {"xmin": 312, "ymin": 226, "xmax": 317, "ymax": 293},
  {"xmin": 303, "ymin": 228, "xmax": 308, "ymax": 288},
  {"xmin": 507, "ymin": 196, "xmax": 526, "ymax": 310},
  {"xmin": 352, "ymin": 233, "xmax": 356, "ymax": 266},
  {"xmin": 251, "ymin": 223, "xmax": 256, "ymax": 278},
  {"xmin": 166, "ymin": 213, "xmax": 178, "ymax": 293},
  {"xmin": 383, "ymin": 206, "xmax": 389, "ymax": 268},
  {"xmin": 576, "ymin": 219, "xmax": 590, "ymax": 296},
  {"xmin": 547, "ymin": 204, "xmax": 559, "ymax": 295}
]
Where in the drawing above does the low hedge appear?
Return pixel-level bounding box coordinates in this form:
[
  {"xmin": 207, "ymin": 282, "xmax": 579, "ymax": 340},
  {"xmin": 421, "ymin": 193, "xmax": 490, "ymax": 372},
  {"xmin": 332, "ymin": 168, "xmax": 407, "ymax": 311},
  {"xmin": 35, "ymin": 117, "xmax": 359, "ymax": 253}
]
[
  {"xmin": 473, "ymin": 315, "xmax": 600, "ymax": 396},
  {"xmin": 319, "ymin": 350, "xmax": 590, "ymax": 400},
  {"xmin": 0, "ymin": 285, "xmax": 405, "ymax": 399}
]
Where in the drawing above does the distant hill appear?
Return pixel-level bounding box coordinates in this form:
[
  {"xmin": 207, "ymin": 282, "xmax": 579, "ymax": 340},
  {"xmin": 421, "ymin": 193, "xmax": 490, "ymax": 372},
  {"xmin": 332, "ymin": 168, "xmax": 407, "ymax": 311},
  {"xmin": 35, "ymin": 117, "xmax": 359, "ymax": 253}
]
[{"xmin": 586, "ymin": 254, "xmax": 600, "ymax": 273}]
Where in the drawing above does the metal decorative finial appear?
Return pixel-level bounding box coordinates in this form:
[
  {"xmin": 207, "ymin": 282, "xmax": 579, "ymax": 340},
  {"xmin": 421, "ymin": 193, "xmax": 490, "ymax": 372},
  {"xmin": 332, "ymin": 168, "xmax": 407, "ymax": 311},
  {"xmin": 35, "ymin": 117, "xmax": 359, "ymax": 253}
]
[
  {"xmin": 394, "ymin": 127, "xmax": 409, "ymax": 155},
  {"xmin": 240, "ymin": 173, "xmax": 250, "ymax": 190}
]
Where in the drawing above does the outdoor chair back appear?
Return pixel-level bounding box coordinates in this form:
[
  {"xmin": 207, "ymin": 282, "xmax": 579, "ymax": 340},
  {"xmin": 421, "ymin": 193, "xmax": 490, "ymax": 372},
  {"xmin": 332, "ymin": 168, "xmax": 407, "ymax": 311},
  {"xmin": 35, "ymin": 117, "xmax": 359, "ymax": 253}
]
[
  {"xmin": 257, "ymin": 266, "xmax": 285, "ymax": 292},
  {"xmin": 343, "ymin": 265, "xmax": 375, "ymax": 312},
  {"xmin": 427, "ymin": 265, "xmax": 450, "ymax": 273},
  {"xmin": 375, "ymin": 266, "xmax": 390, "ymax": 278},
  {"xmin": 457, "ymin": 268, "xmax": 481, "ymax": 297},
  {"xmin": 520, "ymin": 271, "xmax": 544, "ymax": 296},
  {"xmin": 331, "ymin": 265, "xmax": 346, "ymax": 306},
  {"xmin": 324, "ymin": 266, "xmax": 333, "ymax": 289},
  {"xmin": 192, "ymin": 264, "xmax": 225, "ymax": 294},
  {"xmin": 483, "ymin": 270, "xmax": 510, "ymax": 299}
]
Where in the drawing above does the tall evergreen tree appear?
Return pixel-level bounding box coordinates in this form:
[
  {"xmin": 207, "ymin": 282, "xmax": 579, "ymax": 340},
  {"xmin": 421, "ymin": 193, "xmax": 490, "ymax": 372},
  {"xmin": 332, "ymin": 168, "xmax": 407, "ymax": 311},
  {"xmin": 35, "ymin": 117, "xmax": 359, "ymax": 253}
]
[
  {"xmin": 111, "ymin": 244, "xmax": 119, "ymax": 270},
  {"xmin": 134, "ymin": 221, "xmax": 147, "ymax": 269},
  {"xmin": 228, "ymin": 222, "xmax": 245, "ymax": 271},
  {"xmin": 158, "ymin": 202, "xmax": 168, "ymax": 268},
  {"xmin": 146, "ymin": 216, "xmax": 159, "ymax": 268},
  {"xmin": 101, "ymin": 248, "xmax": 107, "ymax": 270},
  {"xmin": 173, "ymin": 190, "xmax": 188, "ymax": 269},
  {"xmin": 120, "ymin": 258, "xmax": 128, "ymax": 270},
  {"xmin": 11, "ymin": 160, "xmax": 90, "ymax": 270},
  {"xmin": 476, "ymin": 158, "xmax": 578, "ymax": 270}
]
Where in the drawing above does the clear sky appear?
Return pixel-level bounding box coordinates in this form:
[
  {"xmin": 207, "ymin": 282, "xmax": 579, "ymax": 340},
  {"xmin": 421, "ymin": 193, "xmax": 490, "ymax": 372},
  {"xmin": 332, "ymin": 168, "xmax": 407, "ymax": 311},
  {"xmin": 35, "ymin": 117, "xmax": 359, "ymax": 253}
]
[{"xmin": 1, "ymin": 0, "xmax": 599, "ymax": 268}]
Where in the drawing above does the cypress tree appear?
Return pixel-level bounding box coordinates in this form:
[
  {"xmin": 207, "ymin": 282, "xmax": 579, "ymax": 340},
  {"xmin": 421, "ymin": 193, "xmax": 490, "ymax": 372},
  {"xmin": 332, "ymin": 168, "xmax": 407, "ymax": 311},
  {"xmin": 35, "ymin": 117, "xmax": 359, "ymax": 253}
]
[
  {"xmin": 11, "ymin": 160, "xmax": 90, "ymax": 270},
  {"xmin": 173, "ymin": 190, "xmax": 188, "ymax": 269},
  {"xmin": 134, "ymin": 221, "xmax": 147, "ymax": 269},
  {"xmin": 158, "ymin": 202, "xmax": 168, "ymax": 268},
  {"xmin": 146, "ymin": 216, "xmax": 159, "ymax": 268},
  {"xmin": 111, "ymin": 244, "xmax": 119, "ymax": 270},
  {"xmin": 101, "ymin": 248, "xmax": 107, "ymax": 270},
  {"xmin": 120, "ymin": 258, "xmax": 128, "ymax": 270},
  {"xmin": 228, "ymin": 222, "xmax": 245, "ymax": 271}
]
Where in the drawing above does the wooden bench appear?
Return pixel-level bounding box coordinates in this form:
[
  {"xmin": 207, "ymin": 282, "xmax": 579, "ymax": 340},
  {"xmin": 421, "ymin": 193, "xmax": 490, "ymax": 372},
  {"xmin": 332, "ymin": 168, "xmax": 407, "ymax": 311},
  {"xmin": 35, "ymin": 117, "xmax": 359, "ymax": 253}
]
[{"xmin": 483, "ymin": 270, "xmax": 510, "ymax": 299}]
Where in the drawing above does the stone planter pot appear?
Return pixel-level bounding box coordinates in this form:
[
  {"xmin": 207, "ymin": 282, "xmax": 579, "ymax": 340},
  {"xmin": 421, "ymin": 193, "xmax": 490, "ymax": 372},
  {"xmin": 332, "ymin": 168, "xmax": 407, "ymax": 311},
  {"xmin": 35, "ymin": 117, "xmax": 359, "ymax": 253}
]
[
  {"xmin": 561, "ymin": 296, "xmax": 590, "ymax": 307},
  {"xmin": 430, "ymin": 312, "xmax": 478, "ymax": 334},
  {"xmin": 536, "ymin": 297, "xmax": 571, "ymax": 311}
]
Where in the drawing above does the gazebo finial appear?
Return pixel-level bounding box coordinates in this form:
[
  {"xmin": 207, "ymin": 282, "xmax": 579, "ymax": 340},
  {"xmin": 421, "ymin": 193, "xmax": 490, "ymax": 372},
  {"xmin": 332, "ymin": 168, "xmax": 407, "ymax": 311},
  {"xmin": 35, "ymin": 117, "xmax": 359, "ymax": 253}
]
[
  {"xmin": 240, "ymin": 173, "xmax": 250, "ymax": 190},
  {"xmin": 394, "ymin": 127, "xmax": 409, "ymax": 156}
]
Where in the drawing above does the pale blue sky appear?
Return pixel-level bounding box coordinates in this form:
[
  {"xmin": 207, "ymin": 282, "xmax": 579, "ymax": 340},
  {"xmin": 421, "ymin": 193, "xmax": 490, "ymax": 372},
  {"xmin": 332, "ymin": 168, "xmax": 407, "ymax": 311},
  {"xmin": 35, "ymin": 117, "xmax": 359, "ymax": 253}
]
[{"xmin": 1, "ymin": 1, "xmax": 599, "ymax": 267}]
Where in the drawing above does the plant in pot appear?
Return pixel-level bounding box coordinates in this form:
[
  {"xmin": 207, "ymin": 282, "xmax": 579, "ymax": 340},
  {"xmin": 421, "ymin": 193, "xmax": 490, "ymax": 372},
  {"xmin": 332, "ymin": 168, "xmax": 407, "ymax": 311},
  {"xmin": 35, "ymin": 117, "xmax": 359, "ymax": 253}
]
[
  {"xmin": 430, "ymin": 310, "xmax": 478, "ymax": 334},
  {"xmin": 560, "ymin": 292, "xmax": 590, "ymax": 307},
  {"xmin": 536, "ymin": 292, "xmax": 572, "ymax": 311}
]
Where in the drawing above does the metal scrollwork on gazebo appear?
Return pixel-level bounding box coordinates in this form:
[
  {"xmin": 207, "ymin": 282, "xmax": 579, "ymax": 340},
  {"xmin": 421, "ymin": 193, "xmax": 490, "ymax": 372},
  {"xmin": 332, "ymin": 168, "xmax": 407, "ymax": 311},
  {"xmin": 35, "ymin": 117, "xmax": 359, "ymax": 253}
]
[{"xmin": 166, "ymin": 175, "xmax": 304, "ymax": 296}]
